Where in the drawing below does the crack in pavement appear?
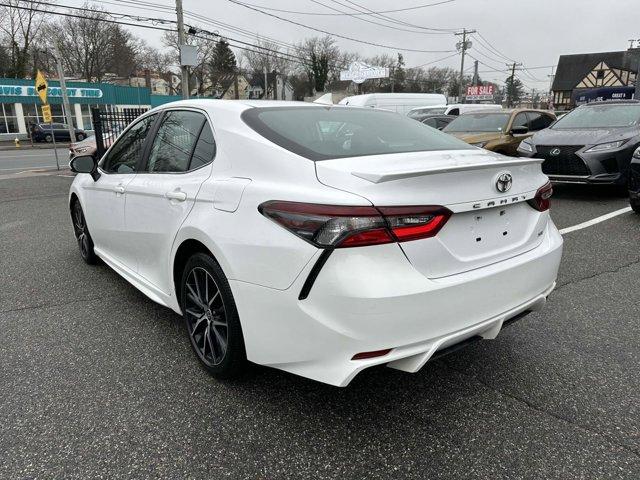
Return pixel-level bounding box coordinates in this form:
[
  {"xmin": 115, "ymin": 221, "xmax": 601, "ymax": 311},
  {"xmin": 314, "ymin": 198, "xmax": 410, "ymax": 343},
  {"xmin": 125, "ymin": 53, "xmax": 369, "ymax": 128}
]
[
  {"xmin": 555, "ymin": 257, "xmax": 640, "ymax": 292},
  {"xmin": 443, "ymin": 362, "xmax": 640, "ymax": 461}
]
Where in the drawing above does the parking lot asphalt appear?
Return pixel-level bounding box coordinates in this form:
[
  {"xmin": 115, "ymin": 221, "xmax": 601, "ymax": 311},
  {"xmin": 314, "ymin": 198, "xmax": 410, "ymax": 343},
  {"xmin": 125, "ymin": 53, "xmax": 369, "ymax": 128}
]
[{"xmin": 1, "ymin": 174, "xmax": 639, "ymax": 479}]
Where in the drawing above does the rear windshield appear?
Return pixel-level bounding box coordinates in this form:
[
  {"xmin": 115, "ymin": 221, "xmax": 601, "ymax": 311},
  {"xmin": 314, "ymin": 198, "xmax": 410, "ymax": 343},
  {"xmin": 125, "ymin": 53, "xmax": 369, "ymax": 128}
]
[
  {"xmin": 551, "ymin": 104, "xmax": 640, "ymax": 129},
  {"xmin": 443, "ymin": 113, "xmax": 511, "ymax": 133},
  {"xmin": 242, "ymin": 106, "xmax": 473, "ymax": 161}
]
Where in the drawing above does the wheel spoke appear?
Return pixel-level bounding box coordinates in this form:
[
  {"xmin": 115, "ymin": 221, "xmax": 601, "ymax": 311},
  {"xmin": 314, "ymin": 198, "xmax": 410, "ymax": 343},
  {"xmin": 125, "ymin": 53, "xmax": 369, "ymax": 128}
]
[
  {"xmin": 207, "ymin": 290, "xmax": 219, "ymax": 307},
  {"xmin": 207, "ymin": 328, "xmax": 218, "ymax": 360},
  {"xmin": 191, "ymin": 314, "xmax": 207, "ymax": 334},
  {"xmin": 186, "ymin": 284, "xmax": 205, "ymax": 309}
]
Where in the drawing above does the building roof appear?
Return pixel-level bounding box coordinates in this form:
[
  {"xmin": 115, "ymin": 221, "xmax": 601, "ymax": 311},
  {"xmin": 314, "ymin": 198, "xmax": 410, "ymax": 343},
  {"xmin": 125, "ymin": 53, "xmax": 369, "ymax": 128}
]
[{"xmin": 552, "ymin": 50, "xmax": 637, "ymax": 91}]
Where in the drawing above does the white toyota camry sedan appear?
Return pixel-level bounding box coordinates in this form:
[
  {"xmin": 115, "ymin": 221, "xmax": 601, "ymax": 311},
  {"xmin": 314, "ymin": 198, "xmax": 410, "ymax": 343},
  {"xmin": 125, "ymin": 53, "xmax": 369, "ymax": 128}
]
[{"xmin": 68, "ymin": 100, "xmax": 563, "ymax": 387}]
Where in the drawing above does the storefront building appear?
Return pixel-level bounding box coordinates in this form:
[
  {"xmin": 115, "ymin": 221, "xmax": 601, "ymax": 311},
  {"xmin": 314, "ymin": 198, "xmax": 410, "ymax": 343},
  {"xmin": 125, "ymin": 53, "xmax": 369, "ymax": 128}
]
[
  {"xmin": 551, "ymin": 49, "xmax": 638, "ymax": 110},
  {"xmin": 0, "ymin": 77, "xmax": 179, "ymax": 140}
]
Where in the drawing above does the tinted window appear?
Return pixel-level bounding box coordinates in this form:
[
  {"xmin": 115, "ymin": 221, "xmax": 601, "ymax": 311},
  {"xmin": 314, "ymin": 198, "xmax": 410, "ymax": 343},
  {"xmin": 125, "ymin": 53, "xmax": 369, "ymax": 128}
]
[
  {"xmin": 436, "ymin": 118, "xmax": 452, "ymax": 129},
  {"xmin": 512, "ymin": 113, "xmax": 528, "ymax": 129},
  {"xmin": 552, "ymin": 104, "xmax": 640, "ymax": 129},
  {"xmin": 146, "ymin": 111, "xmax": 205, "ymax": 173},
  {"xmin": 528, "ymin": 112, "xmax": 554, "ymax": 131},
  {"xmin": 443, "ymin": 113, "xmax": 511, "ymax": 133},
  {"xmin": 190, "ymin": 123, "xmax": 216, "ymax": 169},
  {"xmin": 101, "ymin": 114, "xmax": 156, "ymax": 174},
  {"xmin": 243, "ymin": 107, "xmax": 473, "ymax": 161},
  {"xmin": 422, "ymin": 118, "xmax": 437, "ymax": 128}
]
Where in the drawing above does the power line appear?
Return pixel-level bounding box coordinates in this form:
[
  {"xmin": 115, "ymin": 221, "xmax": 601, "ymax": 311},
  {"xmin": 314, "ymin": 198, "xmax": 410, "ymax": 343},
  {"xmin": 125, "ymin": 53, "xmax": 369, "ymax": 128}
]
[
  {"xmin": 338, "ymin": 0, "xmax": 458, "ymax": 33},
  {"xmin": 307, "ymin": 0, "xmax": 446, "ymax": 35},
  {"xmin": 226, "ymin": 0, "xmax": 456, "ymax": 16},
  {"xmin": 225, "ymin": 0, "xmax": 457, "ymax": 52}
]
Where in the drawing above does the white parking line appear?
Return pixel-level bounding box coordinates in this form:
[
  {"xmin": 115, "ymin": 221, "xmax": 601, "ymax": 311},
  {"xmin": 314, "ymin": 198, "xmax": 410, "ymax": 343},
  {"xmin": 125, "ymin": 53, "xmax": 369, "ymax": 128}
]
[{"xmin": 559, "ymin": 207, "xmax": 633, "ymax": 235}]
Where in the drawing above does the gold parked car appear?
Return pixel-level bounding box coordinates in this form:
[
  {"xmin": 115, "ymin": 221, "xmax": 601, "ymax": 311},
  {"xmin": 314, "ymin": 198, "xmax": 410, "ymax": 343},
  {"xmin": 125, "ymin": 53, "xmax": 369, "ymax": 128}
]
[{"xmin": 442, "ymin": 109, "xmax": 557, "ymax": 156}]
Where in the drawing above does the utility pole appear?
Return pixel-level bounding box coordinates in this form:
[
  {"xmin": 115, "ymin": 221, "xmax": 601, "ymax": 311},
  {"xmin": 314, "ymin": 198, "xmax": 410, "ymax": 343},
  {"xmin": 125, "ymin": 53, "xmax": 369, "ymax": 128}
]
[
  {"xmin": 176, "ymin": 0, "xmax": 189, "ymax": 99},
  {"xmin": 455, "ymin": 29, "xmax": 475, "ymax": 103},
  {"xmin": 263, "ymin": 66, "xmax": 268, "ymax": 99},
  {"xmin": 52, "ymin": 45, "xmax": 76, "ymax": 143},
  {"xmin": 506, "ymin": 61, "xmax": 522, "ymax": 108}
]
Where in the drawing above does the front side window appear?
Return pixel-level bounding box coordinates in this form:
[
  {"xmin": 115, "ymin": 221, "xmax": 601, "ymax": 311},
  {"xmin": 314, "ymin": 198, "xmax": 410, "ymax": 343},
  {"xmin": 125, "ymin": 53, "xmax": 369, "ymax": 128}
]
[
  {"xmin": 528, "ymin": 112, "xmax": 554, "ymax": 131},
  {"xmin": 145, "ymin": 110, "xmax": 210, "ymax": 173},
  {"xmin": 243, "ymin": 106, "xmax": 473, "ymax": 161},
  {"xmin": 101, "ymin": 114, "xmax": 156, "ymax": 174},
  {"xmin": 511, "ymin": 113, "xmax": 528, "ymax": 129}
]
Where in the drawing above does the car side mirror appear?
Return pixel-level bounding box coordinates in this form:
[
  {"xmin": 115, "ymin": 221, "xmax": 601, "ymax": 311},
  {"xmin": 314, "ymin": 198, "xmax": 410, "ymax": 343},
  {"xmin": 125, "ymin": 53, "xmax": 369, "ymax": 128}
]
[
  {"xmin": 510, "ymin": 125, "xmax": 529, "ymax": 135},
  {"xmin": 70, "ymin": 155, "xmax": 100, "ymax": 181}
]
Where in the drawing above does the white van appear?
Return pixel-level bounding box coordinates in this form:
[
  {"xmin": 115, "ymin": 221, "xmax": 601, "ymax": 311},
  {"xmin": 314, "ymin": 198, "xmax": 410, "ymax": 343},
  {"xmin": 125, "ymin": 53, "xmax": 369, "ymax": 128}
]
[
  {"xmin": 338, "ymin": 93, "xmax": 447, "ymax": 115},
  {"xmin": 407, "ymin": 103, "xmax": 503, "ymax": 120}
]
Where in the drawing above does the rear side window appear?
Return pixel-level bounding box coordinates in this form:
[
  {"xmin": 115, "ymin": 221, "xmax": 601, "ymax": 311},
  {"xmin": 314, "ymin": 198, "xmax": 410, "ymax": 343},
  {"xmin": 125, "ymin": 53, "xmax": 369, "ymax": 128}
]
[
  {"xmin": 145, "ymin": 110, "xmax": 212, "ymax": 173},
  {"xmin": 242, "ymin": 106, "xmax": 473, "ymax": 161}
]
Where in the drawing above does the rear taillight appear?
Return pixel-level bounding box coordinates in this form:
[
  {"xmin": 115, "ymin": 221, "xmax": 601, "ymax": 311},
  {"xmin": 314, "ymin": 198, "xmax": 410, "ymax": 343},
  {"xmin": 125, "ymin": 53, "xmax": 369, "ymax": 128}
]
[
  {"xmin": 259, "ymin": 201, "xmax": 451, "ymax": 248},
  {"xmin": 527, "ymin": 182, "xmax": 553, "ymax": 212}
]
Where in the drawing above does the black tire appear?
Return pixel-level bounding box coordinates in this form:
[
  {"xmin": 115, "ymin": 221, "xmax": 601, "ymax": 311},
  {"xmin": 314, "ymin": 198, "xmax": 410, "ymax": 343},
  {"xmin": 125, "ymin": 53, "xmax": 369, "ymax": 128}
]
[
  {"xmin": 45, "ymin": 134, "xmax": 53, "ymax": 143},
  {"xmin": 76, "ymin": 133, "xmax": 85, "ymax": 141},
  {"xmin": 631, "ymin": 195, "xmax": 640, "ymax": 214},
  {"xmin": 181, "ymin": 253, "xmax": 247, "ymax": 379},
  {"xmin": 71, "ymin": 200, "xmax": 98, "ymax": 265}
]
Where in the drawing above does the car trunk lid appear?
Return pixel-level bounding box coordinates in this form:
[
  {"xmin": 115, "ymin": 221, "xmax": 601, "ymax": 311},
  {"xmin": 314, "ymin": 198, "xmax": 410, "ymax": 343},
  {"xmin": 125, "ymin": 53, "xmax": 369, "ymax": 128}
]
[{"xmin": 315, "ymin": 149, "xmax": 550, "ymax": 278}]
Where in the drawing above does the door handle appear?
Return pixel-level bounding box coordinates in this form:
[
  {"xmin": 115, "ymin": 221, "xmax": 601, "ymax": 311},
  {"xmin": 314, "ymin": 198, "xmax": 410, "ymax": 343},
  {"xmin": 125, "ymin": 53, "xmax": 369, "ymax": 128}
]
[
  {"xmin": 113, "ymin": 185, "xmax": 125, "ymax": 194},
  {"xmin": 165, "ymin": 190, "xmax": 187, "ymax": 202}
]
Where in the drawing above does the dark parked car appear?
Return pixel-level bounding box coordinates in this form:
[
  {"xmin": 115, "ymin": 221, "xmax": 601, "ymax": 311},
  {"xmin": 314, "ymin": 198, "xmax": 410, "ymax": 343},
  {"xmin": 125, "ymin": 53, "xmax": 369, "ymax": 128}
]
[
  {"xmin": 629, "ymin": 147, "xmax": 640, "ymax": 213},
  {"xmin": 420, "ymin": 114, "xmax": 456, "ymax": 130},
  {"xmin": 30, "ymin": 123, "xmax": 87, "ymax": 143},
  {"xmin": 518, "ymin": 100, "xmax": 640, "ymax": 186}
]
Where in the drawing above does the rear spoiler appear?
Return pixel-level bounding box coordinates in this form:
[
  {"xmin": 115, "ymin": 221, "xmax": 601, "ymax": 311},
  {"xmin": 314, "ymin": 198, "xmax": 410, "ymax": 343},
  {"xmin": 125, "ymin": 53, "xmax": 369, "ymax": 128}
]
[{"xmin": 352, "ymin": 158, "xmax": 543, "ymax": 184}]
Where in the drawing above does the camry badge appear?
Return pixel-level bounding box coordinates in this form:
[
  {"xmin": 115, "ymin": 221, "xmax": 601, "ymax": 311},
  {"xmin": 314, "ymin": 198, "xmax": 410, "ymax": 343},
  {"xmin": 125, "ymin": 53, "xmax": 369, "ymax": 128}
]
[
  {"xmin": 496, "ymin": 173, "xmax": 513, "ymax": 193},
  {"xmin": 550, "ymin": 147, "xmax": 561, "ymax": 156}
]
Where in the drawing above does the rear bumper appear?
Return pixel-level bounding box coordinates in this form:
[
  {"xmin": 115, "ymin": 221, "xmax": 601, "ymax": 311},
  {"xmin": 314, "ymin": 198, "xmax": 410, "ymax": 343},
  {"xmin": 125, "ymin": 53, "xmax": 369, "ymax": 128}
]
[{"xmin": 230, "ymin": 221, "xmax": 563, "ymax": 386}]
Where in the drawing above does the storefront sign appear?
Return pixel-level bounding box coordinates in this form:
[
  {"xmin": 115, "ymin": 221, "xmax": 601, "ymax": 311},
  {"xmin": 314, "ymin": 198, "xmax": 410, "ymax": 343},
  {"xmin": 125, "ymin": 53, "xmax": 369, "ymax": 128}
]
[
  {"xmin": 0, "ymin": 85, "xmax": 103, "ymax": 99},
  {"xmin": 466, "ymin": 84, "xmax": 495, "ymax": 101},
  {"xmin": 340, "ymin": 62, "xmax": 389, "ymax": 84}
]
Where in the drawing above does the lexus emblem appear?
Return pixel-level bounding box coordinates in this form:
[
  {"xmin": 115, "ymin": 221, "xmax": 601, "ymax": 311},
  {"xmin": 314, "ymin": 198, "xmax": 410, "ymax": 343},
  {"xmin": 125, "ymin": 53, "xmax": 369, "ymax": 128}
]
[
  {"xmin": 550, "ymin": 147, "xmax": 561, "ymax": 156},
  {"xmin": 496, "ymin": 173, "xmax": 513, "ymax": 193}
]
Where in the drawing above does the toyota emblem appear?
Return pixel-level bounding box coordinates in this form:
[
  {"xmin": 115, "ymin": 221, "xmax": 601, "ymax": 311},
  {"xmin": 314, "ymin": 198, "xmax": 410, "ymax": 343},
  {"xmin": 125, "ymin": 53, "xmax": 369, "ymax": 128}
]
[
  {"xmin": 496, "ymin": 173, "xmax": 513, "ymax": 193},
  {"xmin": 550, "ymin": 147, "xmax": 561, "ymax": 156}
]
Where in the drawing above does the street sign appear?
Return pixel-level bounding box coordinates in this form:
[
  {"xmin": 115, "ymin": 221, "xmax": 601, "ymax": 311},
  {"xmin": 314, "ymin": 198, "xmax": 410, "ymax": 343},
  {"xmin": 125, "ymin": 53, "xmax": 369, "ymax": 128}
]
[
  {"xmin": 35, "ymin": 70, "xmax": 48, "ymax": 105},
  {"xmin": 466, "ymin": 84, "xmax": 495, "ymax": 101},
  {"xmin": 41, "ymin": 104, "xmax": 52, "ymax": 123},
  {"xmin": 340, "ymin": 62, "xmax": 389, "ymax": 84}
]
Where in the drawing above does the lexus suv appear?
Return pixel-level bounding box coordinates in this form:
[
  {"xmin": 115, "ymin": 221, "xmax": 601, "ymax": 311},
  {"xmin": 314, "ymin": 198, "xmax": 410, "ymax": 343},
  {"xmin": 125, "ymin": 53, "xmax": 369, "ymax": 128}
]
[
  {"xmin": 518, "ymin": 100, "xmax": 640, "ymax": 185},
  {"xmin": 68, "ymin": 100, "xmax": 562, "ymax": 387}
]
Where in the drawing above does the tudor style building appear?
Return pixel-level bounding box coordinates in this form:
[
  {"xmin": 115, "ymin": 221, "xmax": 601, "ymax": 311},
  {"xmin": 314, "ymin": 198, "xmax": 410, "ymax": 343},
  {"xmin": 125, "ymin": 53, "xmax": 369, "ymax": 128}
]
[{"xmin": 551, "ymin": 49, "xmax": 639, "ymax": 110}]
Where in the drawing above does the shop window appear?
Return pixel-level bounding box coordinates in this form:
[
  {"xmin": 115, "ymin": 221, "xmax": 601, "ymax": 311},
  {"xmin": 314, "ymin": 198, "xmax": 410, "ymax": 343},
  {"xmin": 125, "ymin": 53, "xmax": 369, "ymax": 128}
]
[{"xmin": 0, "ymin": 104, "xmax": 19, "ymax": 134}]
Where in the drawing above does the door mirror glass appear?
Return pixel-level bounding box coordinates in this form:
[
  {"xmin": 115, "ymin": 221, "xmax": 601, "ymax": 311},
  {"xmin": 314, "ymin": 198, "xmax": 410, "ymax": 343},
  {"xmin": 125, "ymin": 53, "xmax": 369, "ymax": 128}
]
[
  {"xmin": 511, "ymin": 125, "xmax": 529, "ymax": 135},
  {"xmin": 70, "ymin": 155, "xmax": 100, "ymax": 181}
]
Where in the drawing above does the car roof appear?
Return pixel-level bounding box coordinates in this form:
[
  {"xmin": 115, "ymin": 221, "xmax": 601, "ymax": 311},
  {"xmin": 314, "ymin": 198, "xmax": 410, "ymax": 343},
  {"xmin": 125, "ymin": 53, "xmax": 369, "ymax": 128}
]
[
  {"xmin": 580, "ymin": 99, "xmax": 640, "ymax": 106},
  {"xmin": 154, "ymin": 99, "xmax": 326, "ymax": 113}
]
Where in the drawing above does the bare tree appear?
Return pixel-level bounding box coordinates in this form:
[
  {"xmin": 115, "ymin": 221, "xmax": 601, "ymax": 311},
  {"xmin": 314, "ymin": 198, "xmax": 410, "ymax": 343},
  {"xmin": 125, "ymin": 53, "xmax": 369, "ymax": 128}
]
[
  {"xmin": 0, "ymin": 0, "xmax": 53, "ymax": 77},
  {"xmin": 45, "ymin": 4, "xmax": 138, "ymax": 82},
  {"xmin": 242, "ymin": 37, "xmax": 293, "ymax": 77},
  {"xmin": 295, "ymin": 36, "xmax": 340, "ymax": 95}
]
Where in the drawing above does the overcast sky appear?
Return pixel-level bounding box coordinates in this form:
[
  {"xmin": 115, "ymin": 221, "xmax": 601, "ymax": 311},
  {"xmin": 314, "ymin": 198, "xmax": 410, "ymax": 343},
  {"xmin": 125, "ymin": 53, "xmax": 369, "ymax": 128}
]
[{"xmin": 72, "ymin": 0, "xmax": 640, "ymax": 89}]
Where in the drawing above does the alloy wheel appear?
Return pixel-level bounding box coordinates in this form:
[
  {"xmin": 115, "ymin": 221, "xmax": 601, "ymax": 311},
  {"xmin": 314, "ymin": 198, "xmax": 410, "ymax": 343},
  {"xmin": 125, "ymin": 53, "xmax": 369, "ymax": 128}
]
[
  {"xmin": 184, "ymin": 267, "xmax": 228, "ymax": 366},
  {"xmin": 73, "ymin": 202, "xmax": 90, "ymax": 259}
]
